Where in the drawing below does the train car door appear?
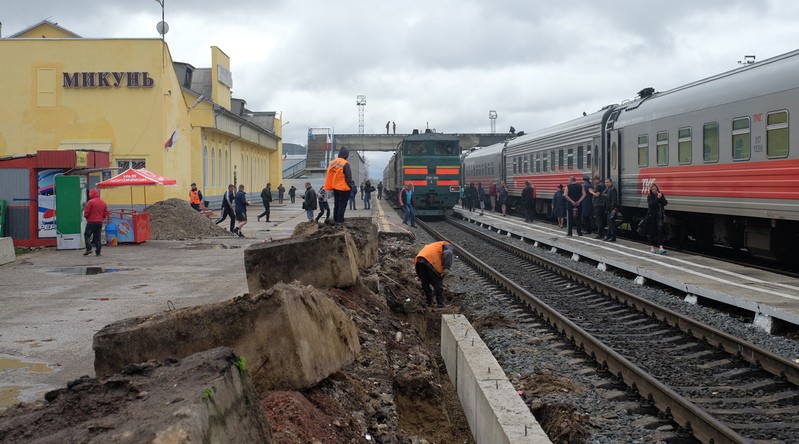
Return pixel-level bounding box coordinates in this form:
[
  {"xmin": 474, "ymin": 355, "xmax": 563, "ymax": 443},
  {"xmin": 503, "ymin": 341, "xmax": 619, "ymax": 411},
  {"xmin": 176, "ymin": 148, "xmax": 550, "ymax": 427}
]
[{"xmin": 609, "ymin": 130, "xmax": 620, "ymax": 189}]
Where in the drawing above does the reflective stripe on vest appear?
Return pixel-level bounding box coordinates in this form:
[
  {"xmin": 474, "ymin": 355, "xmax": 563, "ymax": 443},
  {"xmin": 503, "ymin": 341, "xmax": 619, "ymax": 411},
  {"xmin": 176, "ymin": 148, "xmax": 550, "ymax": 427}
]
[
  {"xmin": 190, "ymin": 190, "xmax": 201, "ymax": 205},
  {"xmin": 324, "ymin": 158, "xmax": 350, "ymax": 191},
  {"xmin": 414, "ymin": 241, "xmax": 449, "ymax": 274}
]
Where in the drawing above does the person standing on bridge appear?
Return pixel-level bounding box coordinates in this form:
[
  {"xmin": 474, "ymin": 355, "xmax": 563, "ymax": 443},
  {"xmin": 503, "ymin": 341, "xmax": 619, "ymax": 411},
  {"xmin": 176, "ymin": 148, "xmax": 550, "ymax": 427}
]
[
  {"xmin": 392, "ymin": 121, "xmax": 396, "ymax": 134},
  {"xmin": 386, "ymin": 121, "xmax": 390, "ymax": 134},
  {"xmin": 324, "ymin": 146, "xmax": 355, "ymax": 224},
  {"xmin": 414, "ymin": 241, "xmax": 455, "ymax": 308}
]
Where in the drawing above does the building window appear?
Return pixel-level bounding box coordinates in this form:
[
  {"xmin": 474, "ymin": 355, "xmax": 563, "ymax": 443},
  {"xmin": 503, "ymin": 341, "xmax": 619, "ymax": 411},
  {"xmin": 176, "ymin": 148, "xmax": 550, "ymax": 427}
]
[
  {"xmin": 732, "ymin": 117, "xmax": 751, "ymax": 161},
  {"xmin": 117, "ymin": 159, "xmax": 146, "ymax": 170},
  {"xmin": 678, "ymin": 127, "xmax": 692, "ymax": 165},
  {"xmin": 577, "ymin": 146, "xmax": 584, "ymax": 170},
  {"xmin": 225, "ymin": 151, "xmax": 230, "ymax": 186},
  {"xmin": 656, "ymin": 131, "xmax": 669, "ymax": 166},
  {"xmin": 203, "ymin": 146, "xmax": 208, "ymax": 187},
  {"xmin": 638, "ymin": 134, "xmax": 649, "ymax": 167},
  {"xmin": 211, "ymin": 148, "xmax": 216, "ymax": 188},
  {"xmin": 767, "ymin": 110, "xmax": 789, "ymax": 158}
]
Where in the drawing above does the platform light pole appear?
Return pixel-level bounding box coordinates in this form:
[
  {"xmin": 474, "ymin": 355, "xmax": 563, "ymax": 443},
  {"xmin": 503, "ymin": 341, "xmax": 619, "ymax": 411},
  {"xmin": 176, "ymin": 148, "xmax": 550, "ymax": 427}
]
[
  {"xmin": 356, "ymin": 95, "xmax": 366, "ymax": 135},
  {"xmin": 489, "ymin": 110, "xmax": 498, "ymax": 134}
]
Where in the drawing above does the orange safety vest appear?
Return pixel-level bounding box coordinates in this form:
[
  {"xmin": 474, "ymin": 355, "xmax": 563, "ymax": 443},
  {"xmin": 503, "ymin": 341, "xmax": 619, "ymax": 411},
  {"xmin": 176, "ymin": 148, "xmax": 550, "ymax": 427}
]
[
  {"xmin": 324, "ymin": 158, "xmax": 350, "ymax": 191},
  {"xmin": 414, "ymin": 241, "xmax": 450, "ymax": 274},
  {"xmin": 189, "ymin": 190, "xmax": 201, "ymax": 205}
]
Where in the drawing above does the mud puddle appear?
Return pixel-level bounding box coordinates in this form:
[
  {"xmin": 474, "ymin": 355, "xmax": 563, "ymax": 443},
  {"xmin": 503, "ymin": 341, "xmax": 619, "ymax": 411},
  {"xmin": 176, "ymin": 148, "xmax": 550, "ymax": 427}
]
[
  {"xmin": 42, "ymin": 267, "xmax": 132, "ymax": 275},
  {"xmin": 178, "ymin": 243, "xmax": 242, "ymax": 250}
]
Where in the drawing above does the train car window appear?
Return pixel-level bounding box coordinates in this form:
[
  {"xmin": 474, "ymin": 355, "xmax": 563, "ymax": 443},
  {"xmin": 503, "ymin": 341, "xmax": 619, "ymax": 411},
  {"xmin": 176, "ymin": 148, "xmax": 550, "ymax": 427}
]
[
  {"xmin": 678, "ymin": 127, "xmax": 692, "ymax": 164},
  {"xmin": 512, "ymin": 157, "xmax": 517, "ymax": 174},
  {"xmin": 766, "ymin": 110, "xmax": 789, "ymax": 158},
  {"xmin": 703, "ymin": 122, "xmax": 719, "ymax": 162},
  {"xmin": 637, "ymin": 135, "xmax": 649, "ymax": 167},
  {"xmin": 567, "ymin": 148, "xmax": 574, "ymax": 170},
  {"xmin": 656, "ymin": 131, "xmax": 669, "ymax": 166},
  {"xmin": 543, "ymin": 152, "xmax": 548, "ymax": 171},
  {"xmin": 405, "ymin": 142, "xmax": 425, "ymax": 155},
  {"xmin": 559, "ymin": 150, "xmax": 565, "ymax": 171},
  {"xmin": 535, "ymin": 153, "xmax": 541, "ymax": 173},
  {"xmin": 577, "ymin": 145, "xmax": 591, "ymax": 171},
  {"xmin": 550, "ymin": 150, "xmax": 556, "ymax": 171},
  {"xmin": 732, "ymin": 117, "xmax": 751, "ymax": 161},
  {"xmin": 611, "ymin": 141, "xmax": 618, "ymax": 170},
  {"xmin": 523, "ymin": 155, "xmax": 529, "ymax": 173}
]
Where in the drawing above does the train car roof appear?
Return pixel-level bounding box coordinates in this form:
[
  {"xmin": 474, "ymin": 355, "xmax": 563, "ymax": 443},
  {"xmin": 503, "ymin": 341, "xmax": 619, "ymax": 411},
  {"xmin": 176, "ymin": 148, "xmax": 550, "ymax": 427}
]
[
  {"xmin": 462, "ymin": 140, "xmax": 506, "ymax": 161},
  {"xmin": 613, "ymin": 48, "xmax": 799, "ymax": 127},
  {"xmin": 504, "ymin": 107, "xmax": 612, "ymax": 152}
]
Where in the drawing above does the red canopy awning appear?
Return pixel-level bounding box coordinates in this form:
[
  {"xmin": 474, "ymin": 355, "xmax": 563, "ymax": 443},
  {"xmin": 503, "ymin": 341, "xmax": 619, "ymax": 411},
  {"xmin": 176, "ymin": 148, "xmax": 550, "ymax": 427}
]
[{"xmin": 97, "ymin": 168, "xmax": 177, "ymax": 188}]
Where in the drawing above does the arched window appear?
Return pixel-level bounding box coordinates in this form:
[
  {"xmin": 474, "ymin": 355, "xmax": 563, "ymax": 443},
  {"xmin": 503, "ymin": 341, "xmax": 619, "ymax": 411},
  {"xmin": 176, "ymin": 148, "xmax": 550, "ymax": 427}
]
[
  {"xmin": 225, "ymin": 150, "xmax": 230, "ymax": 186},
  {"xmin": 211, "ymin": 147, "xmax": 216, "ymax": 189},
  {"xmin": 203, "ymin": 146, "xmax": 208, "ymax": 188}
]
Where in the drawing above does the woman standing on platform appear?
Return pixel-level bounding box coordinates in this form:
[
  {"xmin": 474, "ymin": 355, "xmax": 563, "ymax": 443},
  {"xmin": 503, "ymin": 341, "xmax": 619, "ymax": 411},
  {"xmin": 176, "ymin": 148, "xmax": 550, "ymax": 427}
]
[
  {"xmin": 644, "ymin": 183, "xmax": 668, "ymax": 254},
  {"xmin": 552, "ymin": 184, "xmax": 567, "ymax": 228}
]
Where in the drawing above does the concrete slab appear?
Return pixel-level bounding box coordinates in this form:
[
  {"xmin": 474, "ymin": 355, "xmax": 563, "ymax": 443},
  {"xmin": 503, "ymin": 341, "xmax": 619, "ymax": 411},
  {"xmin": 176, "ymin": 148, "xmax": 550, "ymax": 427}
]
[
  {"xmin": 0, "ymin": 237, "xmax": 14, "ymax": 265},
  {"xmin": 442, "ymin": 314, "xmax": 550, "ymax": 444}
]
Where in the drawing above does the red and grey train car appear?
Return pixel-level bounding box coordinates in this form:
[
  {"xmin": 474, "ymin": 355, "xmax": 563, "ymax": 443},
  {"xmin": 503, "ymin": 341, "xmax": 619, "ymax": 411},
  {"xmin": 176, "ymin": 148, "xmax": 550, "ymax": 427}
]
[{"xmin": 462, "ymin": 48, "xmax": 799, "ymax": 261}]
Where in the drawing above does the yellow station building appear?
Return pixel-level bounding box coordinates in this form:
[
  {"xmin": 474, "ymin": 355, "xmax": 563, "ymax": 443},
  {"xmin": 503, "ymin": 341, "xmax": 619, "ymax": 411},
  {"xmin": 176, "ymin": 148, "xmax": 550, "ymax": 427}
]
[{"xmin": 0, "ymin": 20, "xmax": 282, "ymax": 208}]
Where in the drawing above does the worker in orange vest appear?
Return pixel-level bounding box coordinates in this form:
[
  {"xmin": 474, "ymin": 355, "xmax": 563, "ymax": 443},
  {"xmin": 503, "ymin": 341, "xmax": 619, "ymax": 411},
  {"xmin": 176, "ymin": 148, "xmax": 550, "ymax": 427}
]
[
  {"xmin": 414, "ymin": 241, "xmax": 455, "ymax": 307},
  {"xmin": 189, "ymin": 182, "xmax": 203, "ymax": 211},
  {"xmin": 324, "ymin": 146, "xmax": 355, "ymax": 224}
]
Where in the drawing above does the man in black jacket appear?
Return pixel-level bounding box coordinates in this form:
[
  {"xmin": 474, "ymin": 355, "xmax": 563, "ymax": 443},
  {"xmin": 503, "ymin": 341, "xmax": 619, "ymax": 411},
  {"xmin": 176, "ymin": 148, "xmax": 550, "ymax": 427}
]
[
  {"xmin": 603, "ymin": 178, "xmax": 619, "ymax": 242},
  {"xmin": 257, "ymin": 183, "xmax": 272, "ymax": 222},
  {"xmin": 521, "ymin": 181, "xmax": 535, "ymax": 222},
  {"xmin": 215, "ymin": 184, "xmax": 236, "ymax": 231}
]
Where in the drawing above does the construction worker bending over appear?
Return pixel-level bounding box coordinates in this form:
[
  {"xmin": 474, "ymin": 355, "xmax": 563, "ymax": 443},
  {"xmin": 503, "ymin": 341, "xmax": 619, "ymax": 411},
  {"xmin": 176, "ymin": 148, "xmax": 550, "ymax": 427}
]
[{"xmin": 414, "ymin": 241, "xmax": 455, "ymax": 308}]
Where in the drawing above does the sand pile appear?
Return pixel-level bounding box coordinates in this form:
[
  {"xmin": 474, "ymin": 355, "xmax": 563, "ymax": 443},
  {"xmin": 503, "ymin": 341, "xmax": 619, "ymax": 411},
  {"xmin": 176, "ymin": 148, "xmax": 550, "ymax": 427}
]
[{"xmin": 147, "ymin": 198, "xmax": 232, "ymax": 240}]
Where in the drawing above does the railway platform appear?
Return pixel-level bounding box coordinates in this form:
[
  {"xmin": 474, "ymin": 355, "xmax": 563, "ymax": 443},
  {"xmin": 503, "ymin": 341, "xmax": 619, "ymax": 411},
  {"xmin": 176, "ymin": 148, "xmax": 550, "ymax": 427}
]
[{"xmin": 451, "ymin": 207, "xmax": 799, "ymax": 333}]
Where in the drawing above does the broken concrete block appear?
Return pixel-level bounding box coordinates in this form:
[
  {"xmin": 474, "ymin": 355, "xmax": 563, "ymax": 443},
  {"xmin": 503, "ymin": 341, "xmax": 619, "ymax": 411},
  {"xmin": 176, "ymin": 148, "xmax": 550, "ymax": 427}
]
[
  {"xmin": 0, "ymin": 347, "xmax": 273, "ymax": 443},
  {"xmin": 93, "ymin": 282, "xmax": 361, "ymax": 391},
  {"xmin": 245, "ymin": 229, "xmax": 360, "ymax": 291}
]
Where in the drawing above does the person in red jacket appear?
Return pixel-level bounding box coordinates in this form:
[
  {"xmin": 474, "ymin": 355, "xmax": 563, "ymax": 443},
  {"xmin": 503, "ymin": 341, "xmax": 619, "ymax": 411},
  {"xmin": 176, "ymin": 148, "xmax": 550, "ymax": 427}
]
[{"xmin": 83, "ymin": 188, "xmax": 109, "ymax": 256}]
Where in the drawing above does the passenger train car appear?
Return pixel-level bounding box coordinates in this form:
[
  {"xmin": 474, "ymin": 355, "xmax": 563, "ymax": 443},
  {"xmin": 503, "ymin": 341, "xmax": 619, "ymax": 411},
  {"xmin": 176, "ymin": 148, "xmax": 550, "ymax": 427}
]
[
  {"xmin": 463, "ymin": 49, "xmax": 799, "ymax": 261},
  {"xmin": 383, "ymin": 130, "xmax": 461, "ymax": 216}
]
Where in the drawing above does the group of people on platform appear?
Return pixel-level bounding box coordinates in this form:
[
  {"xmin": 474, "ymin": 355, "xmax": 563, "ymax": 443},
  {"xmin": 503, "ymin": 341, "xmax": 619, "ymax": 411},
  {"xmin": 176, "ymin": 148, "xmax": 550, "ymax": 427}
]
[{"xmin": 460, "ymin": 180, "xmax": 511, "ymax": 217}]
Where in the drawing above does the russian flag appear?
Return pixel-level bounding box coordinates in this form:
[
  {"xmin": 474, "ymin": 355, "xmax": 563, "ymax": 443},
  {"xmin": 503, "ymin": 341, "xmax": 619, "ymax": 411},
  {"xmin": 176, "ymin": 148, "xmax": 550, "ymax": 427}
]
[{"xmin": 164, "ymin": 129, "xmax": 178, "ymax": 150}]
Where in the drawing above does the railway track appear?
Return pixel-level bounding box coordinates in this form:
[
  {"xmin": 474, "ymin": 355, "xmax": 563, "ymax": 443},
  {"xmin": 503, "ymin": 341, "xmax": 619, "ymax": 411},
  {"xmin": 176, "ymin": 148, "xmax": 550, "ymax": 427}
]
[{"xmin": 420, "ymin": 216, "xmax": 799, "ymax": 443}]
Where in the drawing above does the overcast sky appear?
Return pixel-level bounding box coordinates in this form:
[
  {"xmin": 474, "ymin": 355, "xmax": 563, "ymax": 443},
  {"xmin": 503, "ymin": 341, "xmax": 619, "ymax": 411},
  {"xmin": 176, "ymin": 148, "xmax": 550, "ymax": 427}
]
[{"xmin": 3, "ymin": 0, "xmax": 799, "ymax": 177}]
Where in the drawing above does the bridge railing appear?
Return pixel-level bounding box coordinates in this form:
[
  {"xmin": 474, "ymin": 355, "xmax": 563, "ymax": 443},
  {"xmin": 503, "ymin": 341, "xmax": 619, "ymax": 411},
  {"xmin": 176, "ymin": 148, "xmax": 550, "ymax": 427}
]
[{"xmin": 282, "ymin": 159, "xmax": 306, "ymax": 179}]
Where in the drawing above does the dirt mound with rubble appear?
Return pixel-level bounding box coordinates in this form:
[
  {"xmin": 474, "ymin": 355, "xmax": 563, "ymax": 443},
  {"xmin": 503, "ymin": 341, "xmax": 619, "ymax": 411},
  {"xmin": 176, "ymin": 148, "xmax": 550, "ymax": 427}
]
[
  {"xmin": 0, "ymin": 222, "xmax": 473, "ymax": 443},
  {"xmin": 146, "ymin": 198, "xmax": 232, "ymax": 240}
]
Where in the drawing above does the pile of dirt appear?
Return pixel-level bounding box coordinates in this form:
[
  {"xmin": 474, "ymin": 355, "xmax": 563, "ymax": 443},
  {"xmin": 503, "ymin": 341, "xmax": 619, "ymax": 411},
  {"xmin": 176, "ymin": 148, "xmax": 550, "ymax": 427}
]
[
  {"xmin": 146, "ymin": 198, "xmax": 232, "ymax": 240},
  {"xmin": 261, "ymin": 235, "xmax": 473, "ymax": 443}
]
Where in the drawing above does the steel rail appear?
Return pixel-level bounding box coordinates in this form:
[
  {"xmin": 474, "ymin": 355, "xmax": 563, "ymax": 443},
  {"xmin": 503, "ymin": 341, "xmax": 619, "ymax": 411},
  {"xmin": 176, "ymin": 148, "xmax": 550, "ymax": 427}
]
[
  {"xmin": 419, "ymin": 218, "xmax": 752, "ymax": 444},
  {"xmin": 446, "ymin": 217, "xmax": 799, "ymax": 387}
]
